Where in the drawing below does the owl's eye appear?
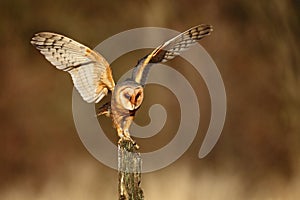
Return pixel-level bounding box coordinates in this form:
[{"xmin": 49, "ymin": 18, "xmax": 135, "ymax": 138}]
[{"xmin": 124, "ymin": 93, "xmax": 131, "ymax": 100}]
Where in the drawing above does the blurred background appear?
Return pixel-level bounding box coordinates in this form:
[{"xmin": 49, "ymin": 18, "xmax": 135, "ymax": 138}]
[{"xmin": 1, "ymin": 0, "xmax": 299, "ymax": 199}]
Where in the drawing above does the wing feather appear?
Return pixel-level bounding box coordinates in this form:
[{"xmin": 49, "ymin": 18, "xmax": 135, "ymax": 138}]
[
  {"xmin": 31, "ymin": 32, "xmax": 115, "ymax": 103},
  {"xmin": 132, "ymin": 24, "xmax": 213, "ymax": 85}
]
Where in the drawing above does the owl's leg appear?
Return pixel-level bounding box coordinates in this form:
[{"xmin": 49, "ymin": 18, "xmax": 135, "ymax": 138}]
[
  {"xmin": 123, "ymin": 129, "xmax": 131, "ymax": 138},
  {"xmin": 117, "ymin": 127, "xmax": 125, "ymax": 138}
]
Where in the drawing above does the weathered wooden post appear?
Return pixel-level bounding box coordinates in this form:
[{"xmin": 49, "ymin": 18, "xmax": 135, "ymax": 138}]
[{"xmin": 118, "ymin": 139, "xmax": 144, "ymax": 200}]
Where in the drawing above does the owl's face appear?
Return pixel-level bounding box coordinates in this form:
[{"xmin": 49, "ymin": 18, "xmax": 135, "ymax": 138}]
[{"xmin": 118, "ymin": 85, "xmax": 144, "ymax": 111}]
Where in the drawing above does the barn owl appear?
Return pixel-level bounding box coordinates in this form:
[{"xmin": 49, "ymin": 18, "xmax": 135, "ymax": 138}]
[{"xmin": 31, "ymin": 24, "xmax": 213, "ymax": 145}]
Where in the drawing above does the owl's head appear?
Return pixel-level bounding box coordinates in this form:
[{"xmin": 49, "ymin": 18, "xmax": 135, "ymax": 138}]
[{"xmin": 117, "ymin": 84, "xmax": 144, "ymax": 111}]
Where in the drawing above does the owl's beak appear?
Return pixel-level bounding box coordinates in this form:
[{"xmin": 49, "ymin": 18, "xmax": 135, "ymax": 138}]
[
  {"xmin": 130, "ymin": 95, "xmax": 137, "ymax": 108},
  {"xmin": 130, "ymin": 90, "xmax": 143, "ymax": 109}
]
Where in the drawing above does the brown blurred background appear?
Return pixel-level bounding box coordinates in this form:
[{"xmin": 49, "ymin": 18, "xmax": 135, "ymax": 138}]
[{"xmin": 1, "ymin": 0, "xmax": 299, "ymax": 199}]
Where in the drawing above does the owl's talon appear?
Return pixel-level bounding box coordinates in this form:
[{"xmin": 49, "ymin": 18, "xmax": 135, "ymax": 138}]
[
  {"xmin": 118, "ymin": 136, "xmax": 139, "ymax": 149},
  {"xmin": 131, "ymin": 140, "xmax": 139, "ymax": 149},
  {"xmin": 130, "ymin": 138, "xmax": 139, "ymax": 149}
]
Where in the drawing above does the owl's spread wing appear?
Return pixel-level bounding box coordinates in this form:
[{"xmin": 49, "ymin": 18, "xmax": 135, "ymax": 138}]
[
  {"xmin": 31, "ymin": 32, "xmax": 115, "ymax": 103},
  {"xmin": 132, "ymin": 24, "xmax": 213, "ymax": 85}
]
